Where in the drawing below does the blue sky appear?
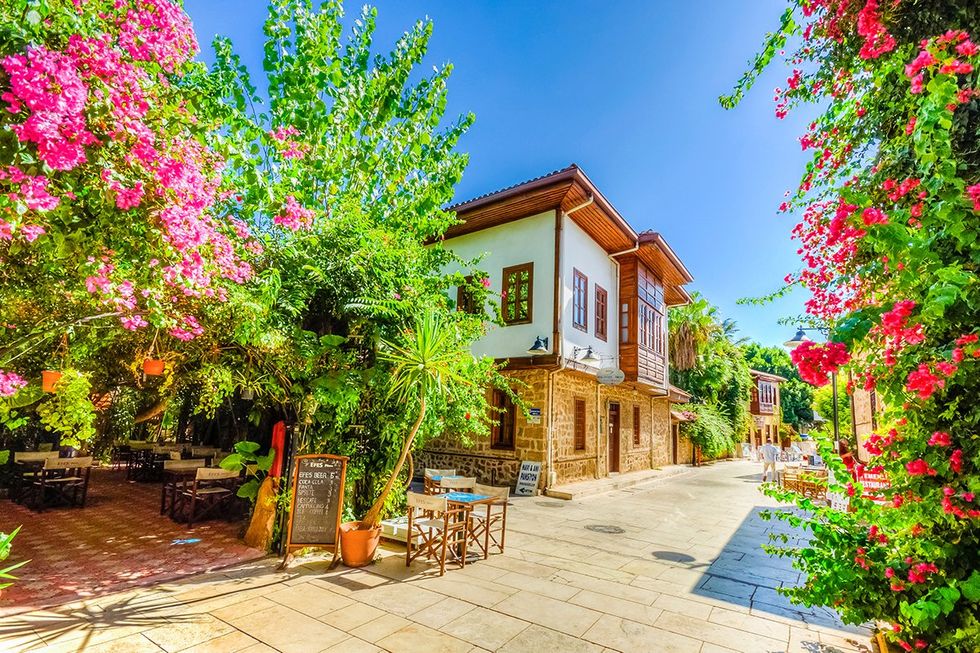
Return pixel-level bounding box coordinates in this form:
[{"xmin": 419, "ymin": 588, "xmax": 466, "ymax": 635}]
[{"xmin": 184, "ymin": 0, "xmax": 815, "ymax": 348}]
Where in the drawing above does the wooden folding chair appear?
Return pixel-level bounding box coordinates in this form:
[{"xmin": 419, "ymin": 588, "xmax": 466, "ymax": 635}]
[
  {"xmin": 176, "ymin": 467, "xmax": 240, "ymax": 528},
  {"xmin": 30, "ymin": 456, "xmax": 93, "ymax": 511},
  {"xmin": 439, "ymin": 476, "xmax": 476, "ymax": 493},
  {"xmin": 424, "ymin": 468, "xmax": 457, "ymax": 495},
  {"xmin": 160, "ymin": 459, "xmax": 207, "ymax": 517},
  {"xmin": 405, "ymin": 492, "xmax": 471, "ymax": 576},
  {"xmin": 469, "ymin": 483, "xmax": 510, "ymax": 559},
  {"xmin": 11, "ymin": 451, "xmax": 59, "ymax": 502}
]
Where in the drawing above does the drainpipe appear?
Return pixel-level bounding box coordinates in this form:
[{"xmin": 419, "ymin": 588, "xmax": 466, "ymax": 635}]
[{"xmin": 545, "ymin": 196, "xmax": 594, "ymax": 489}]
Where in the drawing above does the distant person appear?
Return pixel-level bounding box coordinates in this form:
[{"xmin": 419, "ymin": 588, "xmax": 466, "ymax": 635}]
[{"xmin": 761, "ymin": 437, "xmax": 779, "ymax": 482}]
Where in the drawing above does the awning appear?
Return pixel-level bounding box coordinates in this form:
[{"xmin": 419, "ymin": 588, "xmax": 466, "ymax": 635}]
[
  {"xmin": 670, "ymin": 409, "xmax": 696, "ymax": 422},
  {"xmin": 668, "ymin": 384, "xmax": 692, "ymax": 404}
]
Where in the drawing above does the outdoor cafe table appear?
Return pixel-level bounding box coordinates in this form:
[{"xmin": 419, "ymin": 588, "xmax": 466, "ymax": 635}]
[
  {"xmin": 444, "ymin": 491, "xmax": 493, "ymax": 560},
  {"xmin": 159, "ymin": 460, "xmax": 209, "ymax": 517}
]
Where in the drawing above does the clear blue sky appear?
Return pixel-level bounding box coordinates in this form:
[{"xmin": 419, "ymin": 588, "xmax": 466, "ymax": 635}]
[{"xmin": 184, "ymin": 0, "xmax": 816, "ymax": 348}]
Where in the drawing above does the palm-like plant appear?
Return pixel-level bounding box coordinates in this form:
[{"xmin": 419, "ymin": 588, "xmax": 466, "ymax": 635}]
[
  {"xmin": 360, "ymin": 311, "xmax": 473, "ymax": 529},
  {"xmin": 0, "ymin": 526, "xmax": 28, "ymax": 591}
]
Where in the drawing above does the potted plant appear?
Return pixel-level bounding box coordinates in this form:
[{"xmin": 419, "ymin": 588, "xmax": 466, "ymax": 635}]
[
  {"xmin": 339, "ymin": 312, "xmax": 474, "ymax": 567},
  {"xmin": 40, "ymin": 370, "xmax": 62, "ymax": 393},
  {"xmin": 143, "ymin": 331, "xmax": 165, "ymax": 376}
]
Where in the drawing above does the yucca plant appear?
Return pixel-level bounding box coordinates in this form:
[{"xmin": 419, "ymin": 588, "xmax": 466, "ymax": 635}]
[
  {"xmin": 0, "ymin": 526, "xmax": 28, "ymax": 591},
  {"xmin": 360, "ymin": 312, "xmax": 473, "ymax": 529}
]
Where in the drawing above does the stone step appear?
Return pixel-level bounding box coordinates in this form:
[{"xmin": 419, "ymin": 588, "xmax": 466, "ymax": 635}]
[{"xmin": 543, "ymin": 463, "xmax": 699, "ymax": 500}]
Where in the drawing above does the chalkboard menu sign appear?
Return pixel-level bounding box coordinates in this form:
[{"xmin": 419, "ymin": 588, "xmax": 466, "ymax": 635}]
[{"xmin": 285, "ymin": 454, "xmax": 348, "ymax": 556}]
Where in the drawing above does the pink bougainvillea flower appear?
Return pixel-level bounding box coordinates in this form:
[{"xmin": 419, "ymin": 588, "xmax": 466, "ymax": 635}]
[
  {"xmin": 273, "ymin": 195, "xmax": 315, "ymax": 231},
  {"xmin": 928, "ymin": 431, "xmax": 952, "ymax": 446},
  {"xmin": 905, "ymin": 459, "xmax": 937, "ymax": 476},
  {"xmin": 0, "ymin": 370, "xmax": 27, "ymax": 397}
]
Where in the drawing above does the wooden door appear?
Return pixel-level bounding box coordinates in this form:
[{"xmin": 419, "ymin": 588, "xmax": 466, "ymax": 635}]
[{"xmin": 608, "ymin": 403, "xmax": 621, "ymax": 473}]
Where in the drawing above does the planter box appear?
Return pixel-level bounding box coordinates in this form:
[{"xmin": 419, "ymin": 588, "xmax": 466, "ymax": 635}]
[{"xmin": 380, "ymin": 516, "xmax": 409, "ymax": 543}]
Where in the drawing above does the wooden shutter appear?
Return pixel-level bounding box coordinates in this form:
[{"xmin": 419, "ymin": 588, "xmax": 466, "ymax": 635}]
[
  {"xmin": 574, "ymin": 399, "xmax": 586, "ymax": 451},
  {"xmin": 502, "ymin": 263, "xmax": 533, "ymax": 325},
  {"xmin": 633, "ymin": 405, "xmax": 641, "ymax": 445},
  {"xmin": 595, "ymin": 285, "xmax": 607, "ymax": 341}
]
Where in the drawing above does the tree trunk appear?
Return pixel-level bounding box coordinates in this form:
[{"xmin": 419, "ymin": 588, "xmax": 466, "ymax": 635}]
[{"xmin": 361, "ymin": 396, "xmax": 426, "ymax": 529}]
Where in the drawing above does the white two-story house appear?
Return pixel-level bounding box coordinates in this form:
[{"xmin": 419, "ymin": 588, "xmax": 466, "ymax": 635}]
[{"xmin": 419, "ymin": 165, "xmax": 695, "ymax": 491}]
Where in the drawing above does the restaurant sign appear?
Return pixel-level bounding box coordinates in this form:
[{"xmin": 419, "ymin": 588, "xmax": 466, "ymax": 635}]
[
  {"xmin": 514, "ymin": 461, "xmax": 542, "ymax": 496},
  {"xmin": 284, "ymin": 454, "xmax": 348, "ymax": 565},
  {"xmin": 597, "ymin": 367, "xmax": 625, "ymax": 385}
]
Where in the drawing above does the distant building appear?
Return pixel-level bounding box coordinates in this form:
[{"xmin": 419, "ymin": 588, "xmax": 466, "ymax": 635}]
[
  {"xmin": 419, "ymin": 165, "xmax": 695, "ymax": 490},
  {"xmin": 748, "ymin": 369, "xmax": 786, "ymax": 448}
]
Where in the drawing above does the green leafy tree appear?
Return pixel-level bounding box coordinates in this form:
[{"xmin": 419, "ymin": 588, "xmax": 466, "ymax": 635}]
[{"xmin": 669, "ymin": 292, "xmax": 753, "ymax": 452}]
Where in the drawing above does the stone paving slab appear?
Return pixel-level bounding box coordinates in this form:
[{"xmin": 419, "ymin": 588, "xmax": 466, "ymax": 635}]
[{"xmin": 2, "ymin": 461, "xmax": 873, "ymax": 653}]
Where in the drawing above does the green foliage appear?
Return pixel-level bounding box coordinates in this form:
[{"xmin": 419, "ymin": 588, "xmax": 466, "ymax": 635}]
[
  {"xmin": 809, "ymin": 377, "xmax": 850, "ymax": 440},
  {"xmin": 219, "ymin": 440, "xmax": 275, "ymax": 502},
  {"xmin": 728, "ymin": 2, "xmax": 980, "ymax": 649},
  {"xmin": 36, "ymin": 369, "xmax": 95, "ymax": 448},
  {"xmin": 680, "ymin": 403, "xmax": 737, "ymax": 459},
  {"xmin": 669, "ymin": 292, "xmax": 753, "ymax": 447},
  {"xmin": 0, "ymin": 526, "xmax": 28, "ymax": 591}
]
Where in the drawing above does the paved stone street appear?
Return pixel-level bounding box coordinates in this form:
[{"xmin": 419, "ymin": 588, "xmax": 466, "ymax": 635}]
[{"xmin": 1, "ymin": 461, "xmax": 871, "ymax": 653}]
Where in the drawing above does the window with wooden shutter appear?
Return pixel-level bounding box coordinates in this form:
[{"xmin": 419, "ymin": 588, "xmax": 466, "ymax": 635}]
[
  {"xmin": 595, "ymin": 285, "xmax": 607, "ymax": 341},
  {"xmin": 633, "ymin": 405, "xmax": 641, "ymax": 445},
  {"xmin": 574, "ymin": 399, "xmax": 586, "ymax": 451},
  {"xmin": 572, "ymin": 269, "xmax": 588, "ymax": 332},
  {"xmin": 502, "ymin": 263, "xmax": 533, "ymax": 325},
  {"xmin": 490, "ymin": 389, "xmax": 516, "ymax": 450},
  {"xmin": 456, "ymin": 275, "xmax": 476, "ymax": 314}
]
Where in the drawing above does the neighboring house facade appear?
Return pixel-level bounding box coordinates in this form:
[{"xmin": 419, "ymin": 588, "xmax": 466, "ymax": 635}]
[
  {"xmin": 418, "ymin": 165, "xmax": 694, "ymax": 490},
  {"xmin": 748, "ymin": 369, "xmax": 786, "ymax": 448}
]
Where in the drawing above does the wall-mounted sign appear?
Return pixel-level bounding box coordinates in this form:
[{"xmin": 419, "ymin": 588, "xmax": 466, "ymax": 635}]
[
  {"xmin": 527, "ymin": 407, "xmax": 542, "ymax": 424},
  {"xmin": 597, "ymin": 367, "xmax": 625, "ymax": 385},
  {"xmin": 514, "ymin": 461, "xmax": 542, "ymax": 496}
]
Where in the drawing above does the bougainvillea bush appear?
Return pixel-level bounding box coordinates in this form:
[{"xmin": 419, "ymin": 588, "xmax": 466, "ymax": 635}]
[
  {"xmin": 0, "ymin": 0, "xmax": 258, "ymax": 444},
  {"xmin": 725, "ymin": 1, "xmax": 980, "ymax": 649}
]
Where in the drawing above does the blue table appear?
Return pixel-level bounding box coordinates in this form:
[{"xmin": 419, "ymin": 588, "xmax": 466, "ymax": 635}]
[{"xmin": 444, "ymin": 492, "xmax": 490, "ymax": 504}]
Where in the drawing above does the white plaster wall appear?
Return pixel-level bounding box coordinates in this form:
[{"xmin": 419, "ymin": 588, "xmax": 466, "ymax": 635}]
[
  {"xmin": 442, "ymin": 211, "xmax": 556, "ymax": 359},
  {"xmin": 560, "ymin": 215, "xmax": 619, "ymax": 370}
]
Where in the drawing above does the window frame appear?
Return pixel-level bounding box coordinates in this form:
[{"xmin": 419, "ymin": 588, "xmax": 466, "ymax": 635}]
[
  {"xmin": 572, "ymin": 269, "xmax": 588, "ymax": 332},
  {"xmin": 573, "ymin": 398, "xmax": 586, "ymax": 451},
  {"xmin": 456, "ymin": 275, "xmax": 477, "ymax": 314},
  {"xmin": 501, "ymin": 263, "xmax": 534, "ymax": 325},
  {"xmin": 490, "ymin": 388, "xmax": 516, "ymax": 450},
  {"xmin": 595, "ymin": 285, "xmax": 608, "ymax": 341}
]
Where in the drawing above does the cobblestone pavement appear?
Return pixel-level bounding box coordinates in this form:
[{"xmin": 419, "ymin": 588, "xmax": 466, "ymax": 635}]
[{"xmin": 1, "ymin": 460, "xmax": 871, "ymax": 653}]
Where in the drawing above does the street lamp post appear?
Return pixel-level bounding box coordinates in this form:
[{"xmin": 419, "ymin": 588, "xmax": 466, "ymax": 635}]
[{"xmin": 783, "ymin": 327, "xmax": 841, "ymax": 449}]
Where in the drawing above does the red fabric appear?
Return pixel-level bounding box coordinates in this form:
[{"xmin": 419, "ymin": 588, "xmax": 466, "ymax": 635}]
[{"xmin": 270, "ymin": 420, "xmax": 286, "ymax": 478}]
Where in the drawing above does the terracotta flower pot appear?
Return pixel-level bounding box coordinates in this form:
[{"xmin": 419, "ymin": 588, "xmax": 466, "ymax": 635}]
[
  {"xmin": 143, "ymin": 359, "xmax": 165, "ymax": 376},
  {"xmin": 41, "ymin": 370, "xmax": 62, "ymax": 393},
  {"xmin": 339, "ymin": 521, "xmax": 381, "ymax": 568}
]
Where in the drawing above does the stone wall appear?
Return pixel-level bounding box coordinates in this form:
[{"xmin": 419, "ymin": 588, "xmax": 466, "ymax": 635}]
[
  {"xmin": 650, "ymin": 398, "xmax": 671, "ymax": 467},
  {"xmin": 422, "ymin": 366, "xmax": 678, "ymax": 489},
  {"xmin": 551, "ymin": 370, "xmax": 599, "ymax": 483},
  {"xmin": 419, "ymin": 368, "xmax": 549, "ymax": 488}
]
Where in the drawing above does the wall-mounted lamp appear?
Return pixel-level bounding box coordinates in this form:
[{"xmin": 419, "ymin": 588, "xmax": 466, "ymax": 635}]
[
  {"xmin": 527, "ymin": 336, "xmax": 550, "ymax": 355},
  {"xmin": 572, "ymin": 345, "xmax": 601, "ymax": 364}
]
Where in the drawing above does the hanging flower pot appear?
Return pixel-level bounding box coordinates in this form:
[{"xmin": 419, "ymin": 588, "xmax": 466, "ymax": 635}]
[
  {"xmin": 240, "ymin": 388, "xmax": 254, "ymax": 400},
  {"xmin": 143, "ymin": 359, "xmax": 165, "ymax": 376},
  {"xmin": 41, "ymin": 370, "xmax": 62, "ymax": 393}
]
